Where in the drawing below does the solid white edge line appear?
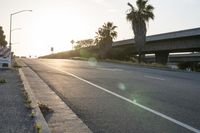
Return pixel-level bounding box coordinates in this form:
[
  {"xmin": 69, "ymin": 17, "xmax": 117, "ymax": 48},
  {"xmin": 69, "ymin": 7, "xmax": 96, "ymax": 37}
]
[{"xmin": 41, "ymin": 62, "xmax": 200, "ymax": 133}]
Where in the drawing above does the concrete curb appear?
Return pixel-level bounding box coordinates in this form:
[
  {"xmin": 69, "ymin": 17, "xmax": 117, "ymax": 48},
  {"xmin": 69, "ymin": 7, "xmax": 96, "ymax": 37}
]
[
  {"xmin": 17, "ymin": 59, "xmax": 92, "ymax": 133},
  {"xmin": 19, "ymin": 68, "xmax": 51, "ymax": 133}
]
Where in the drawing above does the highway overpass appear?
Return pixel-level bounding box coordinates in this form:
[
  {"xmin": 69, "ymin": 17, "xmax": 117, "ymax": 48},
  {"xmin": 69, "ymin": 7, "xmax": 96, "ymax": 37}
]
[{"xmin": 113, "ymin": 27, "xmax": 200, "ymax": 64}]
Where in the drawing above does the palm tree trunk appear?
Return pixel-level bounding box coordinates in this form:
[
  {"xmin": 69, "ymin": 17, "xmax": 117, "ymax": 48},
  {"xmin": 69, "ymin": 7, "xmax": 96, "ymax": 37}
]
[
  {"xmin": 138, "ymin": 52, "xmax": 141, "ymax": 63},
  {"xmin": 133, "ymin": 19, "xmax": 147, "ymax": 63}
]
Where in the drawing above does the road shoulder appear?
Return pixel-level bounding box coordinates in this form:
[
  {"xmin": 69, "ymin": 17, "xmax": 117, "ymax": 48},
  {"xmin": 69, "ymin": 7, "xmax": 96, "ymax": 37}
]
[{"xmin": 17, "ymin": 60, "xmax": 92, "ymax": 133}]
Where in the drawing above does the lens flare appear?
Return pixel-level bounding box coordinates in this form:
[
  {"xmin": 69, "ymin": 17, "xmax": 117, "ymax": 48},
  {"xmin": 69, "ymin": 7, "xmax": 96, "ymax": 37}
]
[
  {"xmin": 118, "ymin": 83, "xmax": 126, "ymax": 91},
  {"xmin": 88, "ymin": 57, "xmax": 98, "ymax": 66},
  {"xmin": 133, "ymin": 99, "xmax": 137, "ymax": 103}
]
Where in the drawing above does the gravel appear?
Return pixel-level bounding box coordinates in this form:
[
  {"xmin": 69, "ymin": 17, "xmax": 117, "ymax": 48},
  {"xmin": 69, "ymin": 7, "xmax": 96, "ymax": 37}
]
[{"xmin": 0, "ymin": 69, "xmax": 34, "ymax": 133}]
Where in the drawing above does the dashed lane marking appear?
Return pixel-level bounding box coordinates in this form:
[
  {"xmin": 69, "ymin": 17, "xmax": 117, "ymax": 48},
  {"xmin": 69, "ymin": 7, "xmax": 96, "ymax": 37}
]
[{"xmin": 144, "ymin": 75, "xmax": 165, "ymax": 81}]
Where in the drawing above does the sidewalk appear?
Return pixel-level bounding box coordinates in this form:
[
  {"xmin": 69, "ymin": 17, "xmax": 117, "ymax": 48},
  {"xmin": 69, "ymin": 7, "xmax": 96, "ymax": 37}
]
[{"xmin": 0, "ymin": 69, "xmax": 34, "ymax": 133}]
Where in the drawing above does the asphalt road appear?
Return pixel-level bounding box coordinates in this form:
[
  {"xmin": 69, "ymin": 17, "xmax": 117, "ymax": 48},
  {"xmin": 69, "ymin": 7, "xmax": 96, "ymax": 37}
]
[{"xmin": 21, "ymin": 58, "xmax": 200, "ymax": 133}]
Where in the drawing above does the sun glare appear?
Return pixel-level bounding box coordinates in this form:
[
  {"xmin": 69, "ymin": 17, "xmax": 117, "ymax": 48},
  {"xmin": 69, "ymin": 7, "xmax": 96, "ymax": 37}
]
[{"xmin": 24, "ymin": 8, "xmax": 91, "ymax": 57}]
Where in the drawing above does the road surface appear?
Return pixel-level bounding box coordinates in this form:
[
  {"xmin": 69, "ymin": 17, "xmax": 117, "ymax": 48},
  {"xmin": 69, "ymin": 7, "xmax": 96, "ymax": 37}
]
[{"xmin": 20, "ymin": 58, "xmax": 200, "ymax": 133}]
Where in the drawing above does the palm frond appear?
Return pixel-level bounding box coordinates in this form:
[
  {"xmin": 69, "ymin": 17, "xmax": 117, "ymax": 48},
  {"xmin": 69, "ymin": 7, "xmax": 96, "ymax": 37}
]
[
  {"xmin": 148, "ymin": 11, "xmax": 154, "ymax": 20},
  {"xmin": 111, "ymin": 25, "xmax": 117, "ymax": 30},
  {"xmin": 137, "ymin": 0, "xmax": 148, "ymax": 11},
  {"xmin": 127, "ymin": 2, "xmax": 135, "ymax": 11},
  {"xmin": 126, "ymin": 11, "xmax": 138, "ymax": 22},
  {"xmin": 94, "ymin": 22, "xmax": 118, "ymax": 45},
  {"xmin": 111, "ymin": 31, "xmax": 117, "ymax": 39},
  {"xmin": 143, "ymin": 9, "xmax": 154, "ymax": 21},
  {"xmin": 146, "ymin": 4, "xmax": 154, "ymax": 11}
]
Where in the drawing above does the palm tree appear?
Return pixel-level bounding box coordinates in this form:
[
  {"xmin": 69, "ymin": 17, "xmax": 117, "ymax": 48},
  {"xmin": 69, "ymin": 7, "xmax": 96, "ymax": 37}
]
[
  {"xmin": 95, "ymin": 22, "xmax": 117, "ymax": 59},
  {"xmin": 126, "ymin": 0, "xmax": 154, "ymax": 62}
]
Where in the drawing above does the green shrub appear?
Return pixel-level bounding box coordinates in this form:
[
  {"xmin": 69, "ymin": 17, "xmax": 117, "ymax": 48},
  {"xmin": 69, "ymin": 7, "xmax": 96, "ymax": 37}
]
[
  {"xmin": 40, "ymin": 45, "xmax": 138, "ymax": 61},
  {"xmin": 0, "ymin": 78, "xmax": 7, "ymax": 84},
  {"xmin": 178, "ymin": 62, "xmax": 200, "ymax": 71}
]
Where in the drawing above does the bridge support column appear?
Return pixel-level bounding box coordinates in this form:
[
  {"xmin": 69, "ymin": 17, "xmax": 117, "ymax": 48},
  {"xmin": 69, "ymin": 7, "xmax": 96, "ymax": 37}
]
[{"xmin": 155, "ymin": 52, "xmax": 169, "ymax": 65}]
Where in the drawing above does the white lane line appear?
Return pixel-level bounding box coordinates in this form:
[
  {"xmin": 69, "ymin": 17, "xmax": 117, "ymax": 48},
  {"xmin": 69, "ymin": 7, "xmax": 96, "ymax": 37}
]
[
  {"xmin": 144, "ymin": 75, "xmax": 165, "ymax": 81},
  {"xmin": 97, "ymin": 68, "xmax": 123, "ymax": 71},
  {"xmin": 41, "ymin": 63, "xmax": 200, "ymax": 133}
]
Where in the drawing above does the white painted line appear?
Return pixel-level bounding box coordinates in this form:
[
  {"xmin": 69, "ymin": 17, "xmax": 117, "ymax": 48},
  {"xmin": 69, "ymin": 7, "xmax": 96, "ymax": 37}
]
[
  {"xmin": 144, "ymin": 75, "xmax": 165, "ymax": 81},
  {"xmin": 41, "ymin": 63, "xmax": 200, "ymax": 133},
  {"xmin": 97, "ymin": 67, "xmax": 123, "ymax": 71}
]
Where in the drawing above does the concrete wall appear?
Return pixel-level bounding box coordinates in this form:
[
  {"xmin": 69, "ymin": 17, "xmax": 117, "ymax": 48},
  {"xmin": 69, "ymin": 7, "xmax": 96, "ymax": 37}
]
[
  {"xmin": 145, "ymin": 53, "xmax": 200, "ymax": 63},
  {"xmin": 112, "ymin": 28, "xmax": 200, "ymax": 64},
  {"xmin": 143, "ymin": 36, "xmax": 200, "ymax": 53}
]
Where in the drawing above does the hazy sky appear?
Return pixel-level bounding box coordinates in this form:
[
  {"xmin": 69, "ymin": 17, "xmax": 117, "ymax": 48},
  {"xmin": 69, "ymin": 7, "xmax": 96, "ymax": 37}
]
[{"xmin": 0, "ymin": 0, "xmax": 200, "ymax": 56}]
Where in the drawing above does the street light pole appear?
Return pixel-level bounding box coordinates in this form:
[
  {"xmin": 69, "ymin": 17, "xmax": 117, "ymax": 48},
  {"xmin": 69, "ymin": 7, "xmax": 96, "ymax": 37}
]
[
  {"xmin": 9, "ymin": 10, "xmax": 32, "ymax": 49},
  {"xmin": 9, "ymin": 14, "xmax": 12, "ymax": 49}
]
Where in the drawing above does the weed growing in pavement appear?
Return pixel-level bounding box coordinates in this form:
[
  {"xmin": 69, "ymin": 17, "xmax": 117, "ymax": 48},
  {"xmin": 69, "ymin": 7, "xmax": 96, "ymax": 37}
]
[
  {"xmin": 0, "ymin": 78, "xmax": 7, "ymax": 84},
  {"xmin": 22, "ymin": 90, "xmax": 33, "ymax": 109},
  {"xmin": 34, "ymin": 123, "xmax": 42, "ymax": 133},
  {"xmin": 25, "ymin": 100, "xmax": 33, "ymax": 109},
  {"xmin": 38, "ymin": 103, "xmax": 54, "ymax": 116},
  {"xmin": 29, "ymin": 110, "xmax": 36, "ymax": 118}
]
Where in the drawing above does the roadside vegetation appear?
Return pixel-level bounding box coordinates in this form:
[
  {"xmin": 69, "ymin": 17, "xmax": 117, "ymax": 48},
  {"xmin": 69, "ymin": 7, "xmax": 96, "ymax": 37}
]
[
  {"xmin": 126, "ymin": 0, "xmax": 154, "ymax": 62},
  {"xmin": 0, "ymin": 26, "xmax": 7, "ymax": 48},
  {"xmin": 178, "ymin": 62, "xmax": 200, "ymax": 72},
  {"xmin": 23, "ymin": 90, "xmax": 33, "ymax": 109},
  {"xmin": 94, "ymin": 22, "xmax": 118, "ymax": 59}
]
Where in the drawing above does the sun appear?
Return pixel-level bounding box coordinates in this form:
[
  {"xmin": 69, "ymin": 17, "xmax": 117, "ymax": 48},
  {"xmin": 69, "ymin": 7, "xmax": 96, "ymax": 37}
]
[{"xmin": 28, "ymin": 8, "xmax": 91, "ymax": 56}]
